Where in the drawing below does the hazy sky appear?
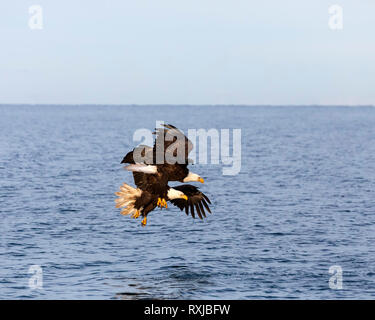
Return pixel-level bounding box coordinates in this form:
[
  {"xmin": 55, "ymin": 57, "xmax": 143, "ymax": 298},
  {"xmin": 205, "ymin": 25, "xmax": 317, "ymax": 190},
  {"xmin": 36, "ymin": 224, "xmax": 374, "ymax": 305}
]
[{"xmin": 0, "ymin": 1, "xmax": 374, "ymax": 105}]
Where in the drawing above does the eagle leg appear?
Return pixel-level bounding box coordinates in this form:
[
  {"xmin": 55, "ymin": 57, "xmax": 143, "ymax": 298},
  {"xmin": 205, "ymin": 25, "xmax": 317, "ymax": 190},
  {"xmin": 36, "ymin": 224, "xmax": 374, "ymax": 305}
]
[
  {"xmin": 141, "ymin": 216, "xmax": 147, "ymax": 227},
  {"xmin": 131, "ymin": 210, "xmax": 140, "ymax": 219}
]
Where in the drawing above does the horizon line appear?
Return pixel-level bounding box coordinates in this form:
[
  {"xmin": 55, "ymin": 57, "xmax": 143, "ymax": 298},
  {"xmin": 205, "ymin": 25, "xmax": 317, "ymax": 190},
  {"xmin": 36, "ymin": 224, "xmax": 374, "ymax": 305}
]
[{"xmin": 0, "ymin": 103, "xmax": 374, "ymax": 108}]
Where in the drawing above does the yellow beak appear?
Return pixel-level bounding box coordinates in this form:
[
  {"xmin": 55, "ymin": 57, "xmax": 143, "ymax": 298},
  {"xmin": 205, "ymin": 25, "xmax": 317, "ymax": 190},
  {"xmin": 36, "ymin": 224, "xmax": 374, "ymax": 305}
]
[
  {"xmin": 182, "ymin": 195, "xmax": 188, "ymax": 201},
  {"xmin": 198, "ymin": 177, "xmax": 204, "ymax": 184}
]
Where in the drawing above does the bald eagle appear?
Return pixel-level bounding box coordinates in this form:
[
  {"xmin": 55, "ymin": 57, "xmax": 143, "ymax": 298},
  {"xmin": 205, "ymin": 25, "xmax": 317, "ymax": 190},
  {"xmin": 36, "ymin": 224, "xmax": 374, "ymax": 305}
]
[{"xmin": 115, "ymin": 124, "xmax": 212, "ymax": 226}]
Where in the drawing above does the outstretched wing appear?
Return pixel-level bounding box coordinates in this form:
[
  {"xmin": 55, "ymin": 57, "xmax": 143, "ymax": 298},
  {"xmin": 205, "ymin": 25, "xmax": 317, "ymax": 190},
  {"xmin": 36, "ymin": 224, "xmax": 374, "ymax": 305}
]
[
  {"xmin": 153, "ymin": 124, "xmax": 193, "ymax": 163},
  {"xmin": 170, "ymin": 184, "xmax": 211, "ymax": 219}
]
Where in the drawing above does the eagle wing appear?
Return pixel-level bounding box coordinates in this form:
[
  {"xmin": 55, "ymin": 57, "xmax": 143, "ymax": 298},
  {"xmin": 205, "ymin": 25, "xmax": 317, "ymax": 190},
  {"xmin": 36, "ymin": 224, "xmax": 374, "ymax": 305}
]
[
  {"xmin": 170, "ymin": 184, "xmax": 211, "ymax": 219},
  {"xmin": 121, "ymin": 145, "xmax": 157, "ymax": 189},
  {"xmin": 153, "ymin": 124, "xmax": 193, "ymax": 163}
]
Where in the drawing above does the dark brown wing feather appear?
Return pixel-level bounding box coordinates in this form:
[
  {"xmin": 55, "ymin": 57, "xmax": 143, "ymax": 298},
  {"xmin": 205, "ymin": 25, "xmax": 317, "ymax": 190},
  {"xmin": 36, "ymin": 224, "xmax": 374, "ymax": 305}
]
[
  {"xmin": 121, "ymin": 150, "xmax": 134, "ymax": 164},
  {"xmin": 170, "ymin": 184, "xmax": 212, "ymax": 219},
  {"xmin": 153, "ymin": 124, "xmax": 193, "ymax": 163}
]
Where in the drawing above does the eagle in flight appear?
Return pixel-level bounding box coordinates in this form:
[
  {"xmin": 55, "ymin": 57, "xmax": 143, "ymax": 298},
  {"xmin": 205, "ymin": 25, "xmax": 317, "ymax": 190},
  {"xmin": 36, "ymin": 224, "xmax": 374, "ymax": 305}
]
[{"xmin": 115, "ymin": 124, "xmax": 212, "ymax": 226}]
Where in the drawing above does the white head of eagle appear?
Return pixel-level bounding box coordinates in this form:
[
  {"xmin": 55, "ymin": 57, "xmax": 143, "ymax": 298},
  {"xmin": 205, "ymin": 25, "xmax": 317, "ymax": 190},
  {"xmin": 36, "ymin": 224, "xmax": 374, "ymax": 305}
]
[
  {"xmin": 183, "ymin": 172, "xmax": 204, "ymax": 184},
  {"xmin": 167, "ymin": 188, "xmax": 188, "ymax": 200}
]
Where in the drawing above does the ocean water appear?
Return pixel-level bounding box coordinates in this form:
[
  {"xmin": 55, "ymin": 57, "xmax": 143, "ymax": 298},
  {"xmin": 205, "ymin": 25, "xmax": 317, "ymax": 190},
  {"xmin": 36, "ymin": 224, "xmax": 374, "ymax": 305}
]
[{"xmin": 0, "ymin": 105, "xmax": 374, "ymax": 299}]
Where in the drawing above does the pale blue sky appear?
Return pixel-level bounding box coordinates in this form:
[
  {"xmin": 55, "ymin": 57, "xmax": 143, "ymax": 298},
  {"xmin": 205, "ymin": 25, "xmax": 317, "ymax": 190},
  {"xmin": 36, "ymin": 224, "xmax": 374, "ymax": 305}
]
[{"xmin": 0, "ymin": 1, "xmax": 374, "ymax": 105}]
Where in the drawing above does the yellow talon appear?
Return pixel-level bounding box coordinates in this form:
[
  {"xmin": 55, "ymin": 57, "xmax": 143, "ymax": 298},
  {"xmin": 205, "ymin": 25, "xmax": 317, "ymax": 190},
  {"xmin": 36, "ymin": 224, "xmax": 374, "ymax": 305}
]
[
  {"xmin": 141, "ymin": 217, "xmax": 147, "ymax": 226},
  {"xmin": 157, "ymin": 197, "xmax": 168, "ymax": 209},
  {"xmin": 131, "ymin": 210, "xmax": 140, "ymax": 219},
  {"xmin": 163, "ymin": 199, "xmax": 168, "ymax": 208}
]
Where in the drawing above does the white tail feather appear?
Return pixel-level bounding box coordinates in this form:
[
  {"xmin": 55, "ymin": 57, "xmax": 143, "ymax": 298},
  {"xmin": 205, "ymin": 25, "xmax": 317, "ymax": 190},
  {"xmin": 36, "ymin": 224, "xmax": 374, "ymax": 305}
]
[{"xmin": 114, "ymin": 183, "xmax": 142, "ymax": 215}]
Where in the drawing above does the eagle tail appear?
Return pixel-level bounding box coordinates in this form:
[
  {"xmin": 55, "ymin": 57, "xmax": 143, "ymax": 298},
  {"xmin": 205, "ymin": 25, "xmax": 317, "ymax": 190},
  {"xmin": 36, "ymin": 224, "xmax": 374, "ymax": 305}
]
[{"xmin": 114, "ymin": 183, "xmax": 142, "ymax": 216}]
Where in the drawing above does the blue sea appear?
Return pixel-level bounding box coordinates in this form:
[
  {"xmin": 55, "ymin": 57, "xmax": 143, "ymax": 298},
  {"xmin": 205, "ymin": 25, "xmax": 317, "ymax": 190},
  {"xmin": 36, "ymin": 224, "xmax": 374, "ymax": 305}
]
[{"xmin": 1, "ymin": 105, "xmax": 374, "ymax": 299}]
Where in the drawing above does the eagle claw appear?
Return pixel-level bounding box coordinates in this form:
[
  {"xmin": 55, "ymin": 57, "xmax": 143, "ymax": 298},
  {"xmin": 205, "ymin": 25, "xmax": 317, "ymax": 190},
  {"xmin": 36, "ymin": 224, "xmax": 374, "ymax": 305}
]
[
  {"xmin": 141, "ymin": 217, "xmax": 147, "ymax": 226},
  {"xmin": 157, "ymin": 197, "xmax": 168, "ymax": 209},
  {"xmin": 131, "ymin": 210, "xmax": 140, "ymax": 219}
]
